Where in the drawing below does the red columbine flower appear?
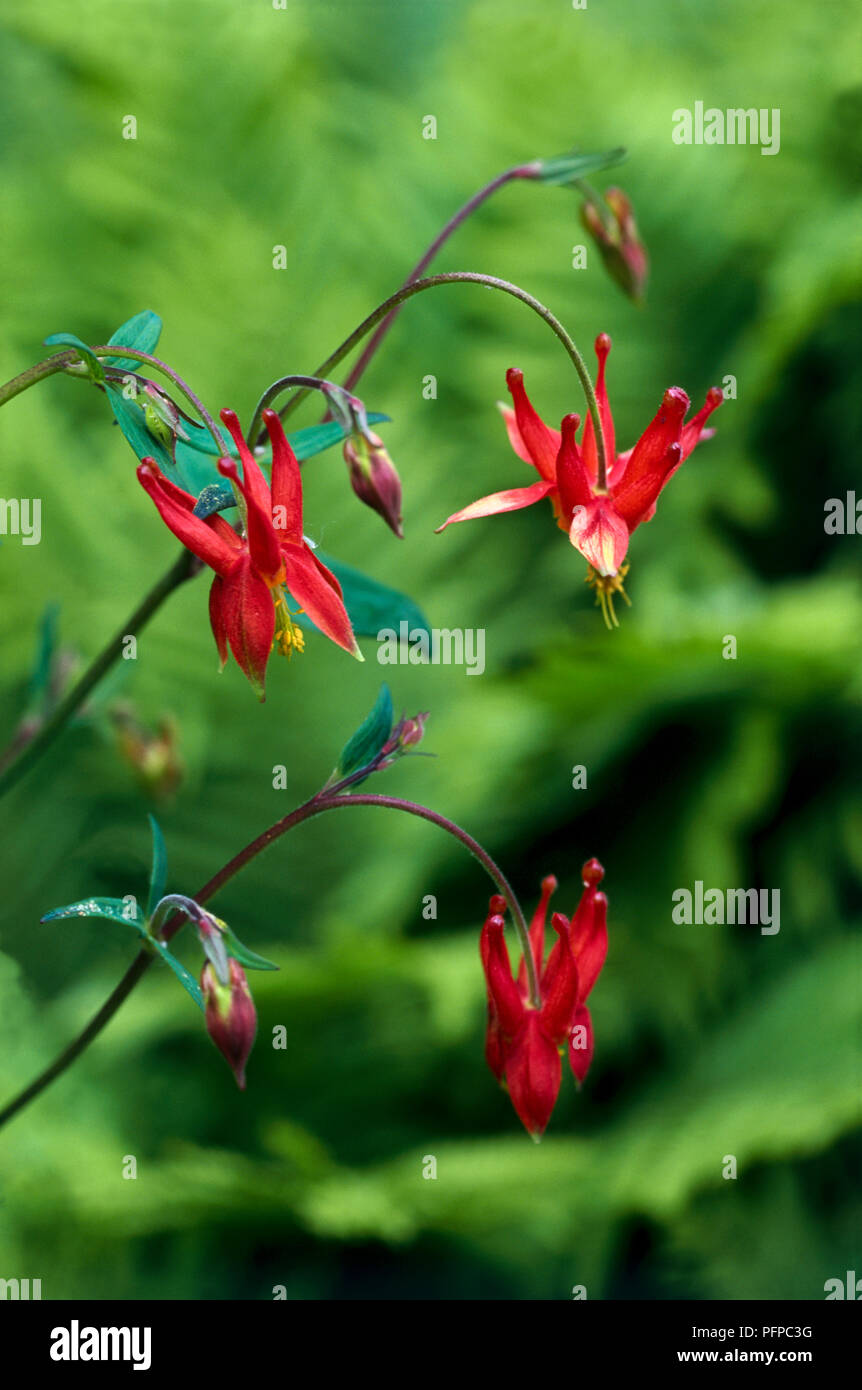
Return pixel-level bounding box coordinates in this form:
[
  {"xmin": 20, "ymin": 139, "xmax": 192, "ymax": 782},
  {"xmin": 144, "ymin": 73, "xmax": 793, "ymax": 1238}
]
[
  {"xmin": 138, "ymin": 408, "xmax": 361, "ymax": 698},
  {"xmin": 480, "ymin": 860, "xmax": 608, "ymax": 1140},
  {"xmin": 437, "ymin": 336, "xmax": 722, "ymax": 627}
]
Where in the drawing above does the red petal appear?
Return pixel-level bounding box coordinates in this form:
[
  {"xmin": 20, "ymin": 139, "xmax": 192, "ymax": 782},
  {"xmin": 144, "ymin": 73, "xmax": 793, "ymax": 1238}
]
[
  {"xmin": 435, "ymin": 479, "xmax": 555, "ymax": 532},
  {"xmin": 681, "ymin": 386, "xmax": 723, "ymax": 459},
  {"xmin": 555, "ymin": 413, "xmax": 594, "ymax": 524},
  {"xmin": 262, "ymin": 409, "xmax": 303, "ymax": 544},
  {"xmin": 218, "ymin": 456, "xmax": 282, "ymax": 581},
  {"xmin": 485, "ymin": 1007, "xmax": 506, "ymax": 1082},
  {"xmin": 480, "ymin": 910, "xmax": 525, "ymax": 1038},
  {"xmin": 505, "ymin": 369, "xmax": 561, "ymax": 482},
  {"xmin": 137, "ymin": 462, "xmax": 239, "ymax": 577},
  {"xmin": 218, "ymin": 556, "xmax": 275, "ymax": 700},
  {"xmin": 570, "ymin": 886, "xmax": 608, "ymax": 1005},
  {"xmin": 220, "ymin": 409, "xmax": 274, "ymax": 515},
  {"xmin": 517, "ymin": 875, "xmax": 558, "ymax": 997},
  {"xmin": 568, "ymin": 1004, "xmax": 595, "ymax": 1086},
  {"xmin": 610, "ymin": 387, "xmax": 688, "ymax": 528},
  {"xmin": 504, "ymin": 1012, "xmax": 561, "ymax": 1140},
  {"xmin": 208, "ymin": 575, "xmax": 229, "ymax": 669},
  {"xmin": 539, "ymin": 912, "xmax": 580, "ymax": 1044},
  {"xmin": 497, "ymin": 403, "xmax": 535, "ymax": 467},
  {"xmin": 568, "ymin": 497, "xmax": 631, "ymax": 576},
  {"xmin": 282, "ymin": 544, "xmax": 360, "ymax": 658},
  {"xmin": 581, "ymin": 334, "xmax": 616, "ymax": 486}
]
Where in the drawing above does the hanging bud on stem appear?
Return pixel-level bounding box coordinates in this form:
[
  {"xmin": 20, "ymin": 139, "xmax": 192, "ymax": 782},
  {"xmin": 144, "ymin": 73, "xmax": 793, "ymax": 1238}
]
[{"xmin": 201, "ymin": 957, "xmax": 258, "ymax": 1090}]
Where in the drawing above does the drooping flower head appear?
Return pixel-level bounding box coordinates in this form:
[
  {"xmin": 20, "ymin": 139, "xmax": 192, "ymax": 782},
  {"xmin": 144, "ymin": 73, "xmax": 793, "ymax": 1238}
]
[
  {"xmin": 201, "ymin": 956, "xmax": 257, "ymax": 1090},
  {"xmin": 438, "ymin": 336, "xmax": 722, "ymax": 626},
  {"xmin": 480, "ymin": 860, "xmax": 608, "ymax": 1139},
  {"xmin": 138, "ymin": 408, "xmax": 361, "ymax": 698}
]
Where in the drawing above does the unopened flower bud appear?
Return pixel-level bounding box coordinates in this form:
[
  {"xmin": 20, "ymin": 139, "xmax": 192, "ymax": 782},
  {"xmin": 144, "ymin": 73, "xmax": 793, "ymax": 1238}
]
[
  {"xmin": 581, "ymin": 187, "xmax": 648, "ymax": 302},
  {"xmin": 380, "ymin": 710, "xmax": 429, "ymax": 764},
  {"xmin": 110, "ymin": 705, "xmax": 183, "ymax": 800},
  {"xmin": 201, "ymin": 957, "xmax": 257, "ymax": 1089},
  {"xmin": 343, "ymin": 430, "xmax": 403, "ymax": 538}
]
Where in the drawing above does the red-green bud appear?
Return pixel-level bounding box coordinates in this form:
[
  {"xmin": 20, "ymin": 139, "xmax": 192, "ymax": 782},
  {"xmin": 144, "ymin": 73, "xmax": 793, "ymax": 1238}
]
[
  {"xmin": 380, "ymin": 710, "xmax": 429, "ymax": 764},
  {"xmin": 201, "ymin": 958, "xmax": 257, "ymax": 1090},
  {"xmin": 343, "ymin": 430, "xmax": 403, "ymax": 538},
  {"xmin": 581, "ymin": 187, "xmax": 648, "ymax": 303},
  {"xmin": 110, "ymin": 704, "xmax": 183, "ymax": 800}
]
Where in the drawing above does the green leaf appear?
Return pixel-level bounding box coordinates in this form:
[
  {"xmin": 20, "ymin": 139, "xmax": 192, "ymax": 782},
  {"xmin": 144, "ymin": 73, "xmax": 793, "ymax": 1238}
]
[
  {"xmin": 288, "ymin": 415, "xmax": 389, "ymax": 462},
  {"xmin": 41, "ymin": 897, "xmax": 146, "ymax": 931},
  {"xmin": 303, "ymin": 553, "xmax": 431, "ymax": 641},
  {"xmin": 103, "ymin": 310, "xmax": 163, "ymax": 373},
  {"xmin": 535, "ymin": 146, "xmax": 627, "ymax": 186},
  {"xmin": 193, "ymin": 482, "xmax": 236, "ymax": 519},
  {"xmin": 27, "ymin": 603, "xmax": 60, "ymax": 709},
  {"xmin": 105, "ymin": 382, "xmax": 175, "ymax": 471},
  {"xmin": 337, "ymin": 684, "xmax": 394, "ymax": 779},
  {"xmin": 221, "ymin": 924, "xmax": 279, "ymax": 972},
  {"xmin": 151, "ymin": 940, "xmax": 204, "ymax": 1010},
  {"xmin": 147, "ymin": 816, "xmax": 168, "ymax": 919},
  {"xmin": 44, "ymin": 331, "xmax": 105, "ymax": 382}
]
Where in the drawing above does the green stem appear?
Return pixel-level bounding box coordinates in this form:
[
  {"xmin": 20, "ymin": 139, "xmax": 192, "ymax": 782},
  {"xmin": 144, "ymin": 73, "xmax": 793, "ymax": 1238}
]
[
  {"xmin": 0, "ymin": 786, "xmax": 536, "ymax": 1129},
  {"xmin": 0, "ymin": 346, "xmax": 228, "ymax": 455},
  {"xmin": 260, "ymin": 271, "xmax": 607, "ymax": 485},
  {"xmin": 0, "ymin": 548, "xmax": 199, "ymax": 801}
]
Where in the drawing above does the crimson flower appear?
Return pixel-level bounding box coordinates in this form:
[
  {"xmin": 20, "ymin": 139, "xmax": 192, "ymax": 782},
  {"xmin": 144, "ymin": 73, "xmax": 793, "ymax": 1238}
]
[
  {"xmin": 481, "ymin": 859, "xmax": 607, "ymax": 1140},
  {"xmin": 437, "ymin": 335, "xmax": 722, "ymax": 626},
  {"xmin": 138, "ymin": 408, "xmax": 361, "ymax": 698}
]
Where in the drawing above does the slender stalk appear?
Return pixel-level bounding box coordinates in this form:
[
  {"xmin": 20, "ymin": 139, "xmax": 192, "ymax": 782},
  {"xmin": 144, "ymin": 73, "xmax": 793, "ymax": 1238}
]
[
  {"xmin": 0, "ymin": 548, "xmax": 199, "ymax": 800},
  {"xmin": 0, "ymin": 350, "xmax": 78, "ymax": 408},
  {"xmin": 0, "ymin": 345, "xmax": 227, "ymax": 455},
  {"xmin": 263, "ymin": 271, "xmax": 607, "ymax": 487},
  {"xmin": 339, "ymin": 164, "xmax": 538, "ymax": 396},
  {"xmin": 0, "ymin": 787, "xmax": 536, "ymax": 1129},
  {"xmin": 246, "ymin": 374, "xmax": 357, "ymax": 452}
]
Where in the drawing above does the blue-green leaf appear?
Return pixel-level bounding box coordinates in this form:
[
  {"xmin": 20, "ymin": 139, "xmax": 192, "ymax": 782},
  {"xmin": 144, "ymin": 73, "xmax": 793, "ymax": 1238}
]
[
  {"xmin": 337, "ymin": 684, "xmax": 394, "ymax": 779},
  {"xmin": 105, "ymin": 382, "xmax": 175, "ymax": 471},
  {"xmin": 151, "ymin": 940, "xmax": 204, "ymax": 1010},
  {"xmin": 147, "ymin": 815, "xmax": 168, "ymax": 918},
  {"xmin": 302, "ymin": 553, "xmax": 431, "ymax": 640},
  {"xmin": 193, "ymin": 482, "xmax": 236, "ymax": 519},
  {"xmin": 41, "ymin": 897, "xmax": 146, "ymax": 931},
  {"xmin": 27, "ymin": 603, "xmax": 60, "ymax": 708},
  {"xmin": 535, "ymin": 147, "xmax": 627, "ymax": 186},
  {"xmin": 288, "ymin": 415, "xmax": 390, "ymax": 462},
  {"xmin": 221, "ymin": 924, "xmax": 279, "ymax": 972},
  {"xmin": 104, "ymin": 309, "xmax": 162, "ymax": 373},
  {"xmin": 44, "ymin": 332, "xmax": 104, "ymax": 382}
]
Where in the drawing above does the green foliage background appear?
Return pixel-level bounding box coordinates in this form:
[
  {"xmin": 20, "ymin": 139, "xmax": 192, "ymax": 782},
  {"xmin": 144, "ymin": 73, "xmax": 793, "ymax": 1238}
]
[{"xmin": 0, "ymin": 0, "xmax": 860, "ymax": 1299}]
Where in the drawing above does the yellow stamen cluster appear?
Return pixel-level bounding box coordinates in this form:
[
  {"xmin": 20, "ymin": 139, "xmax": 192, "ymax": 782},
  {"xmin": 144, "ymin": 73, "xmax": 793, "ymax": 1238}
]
[
  {"xmin": 273, "ymin": 592, "xmax": 306, "ymax": 658},
  {"xmin": 585, "ymin": 564, "xmax": 631, "ymax": 630}
]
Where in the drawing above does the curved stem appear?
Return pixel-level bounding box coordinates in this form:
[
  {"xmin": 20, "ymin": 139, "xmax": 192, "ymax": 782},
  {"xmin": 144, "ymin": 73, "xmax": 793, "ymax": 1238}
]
[
  {"xmin": 339, "ymin": 165, "xmax": 537, "ymax": 397},
  {"xmin": 91, "ymin": 346, "xmax": 228, "ymax": 455},
  {"xmin": 261, "ymin": 271, "xmax": 607, "ymax": 485},
  {"xmin": 0, "ymin": 548, "xmax": 199, "ymax": 801},
  {"xmin": 0, "ymin": 346, "xmax": 227, "ymax": 456},
  {"xmin": 0, "ymin": 788, "xmax": 536, "ymax": 1129},
  {"xmin": 246, "ymin": 374, "xmax": 356, "ymax": 451},
  {"xmin": 0, "ymin": 350, "xmax": 78, "ymax": 409}
]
